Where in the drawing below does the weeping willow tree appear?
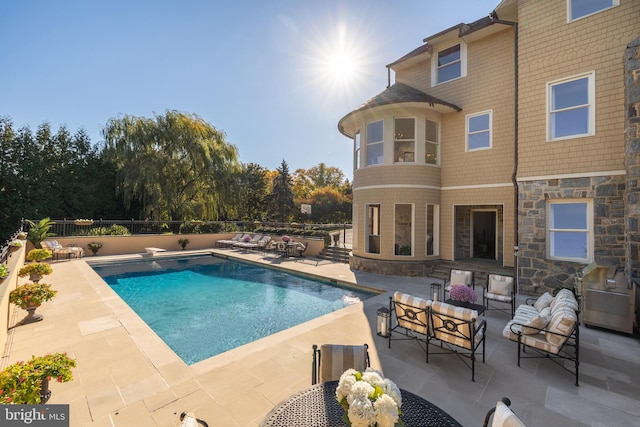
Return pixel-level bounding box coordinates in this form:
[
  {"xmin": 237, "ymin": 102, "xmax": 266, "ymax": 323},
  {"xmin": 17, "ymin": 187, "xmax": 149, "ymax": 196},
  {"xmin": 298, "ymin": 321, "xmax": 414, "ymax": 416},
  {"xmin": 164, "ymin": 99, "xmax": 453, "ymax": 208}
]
[{"xmin": 102, "ymin": 110, "xmax": 239, "ymax": 220}]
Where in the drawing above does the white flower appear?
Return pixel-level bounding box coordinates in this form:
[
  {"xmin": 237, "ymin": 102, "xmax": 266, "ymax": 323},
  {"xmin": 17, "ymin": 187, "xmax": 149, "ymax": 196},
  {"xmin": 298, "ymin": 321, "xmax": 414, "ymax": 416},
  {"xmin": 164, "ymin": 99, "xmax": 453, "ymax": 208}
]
[
  {"xmin": 348, "ymin": 396, "xmax": 376, "ymax": 427},
  {"xmin": 336, "ymin": 374, "xmax": 357, "ymax": 402},
  {"xmin": 347, "ymin": 381, "xmax": 375, "ymax": 405},
  {"xmin": 361, "ymin": 370, "xmax": 385, "ymax": 390},
  {"xmin": 383, "ymin": 378, "xmax": 402, "ymax": 407},
  {"xmin": 374, "ymin": 394, "xmax": 400, "ymax": 427}
]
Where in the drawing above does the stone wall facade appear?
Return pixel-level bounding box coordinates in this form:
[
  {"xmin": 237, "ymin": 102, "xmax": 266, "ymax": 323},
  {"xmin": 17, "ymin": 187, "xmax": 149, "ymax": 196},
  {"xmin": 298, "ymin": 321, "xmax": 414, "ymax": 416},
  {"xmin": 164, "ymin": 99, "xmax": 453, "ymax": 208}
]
[
  {"xmin": 625, "ymin": 37, "xmax": 640, "ymax": 280},
  {"xmin": 518, "ymin": 176, "xmax": 626, "ymax": 294}
]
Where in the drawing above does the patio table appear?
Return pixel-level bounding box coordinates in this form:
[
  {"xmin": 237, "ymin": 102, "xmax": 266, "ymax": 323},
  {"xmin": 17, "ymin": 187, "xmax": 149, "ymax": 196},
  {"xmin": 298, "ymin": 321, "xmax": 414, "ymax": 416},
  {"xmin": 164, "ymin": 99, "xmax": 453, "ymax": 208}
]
[{"xmin": 260, "ymin": 381, "xmax": 462, "ymax": 427}]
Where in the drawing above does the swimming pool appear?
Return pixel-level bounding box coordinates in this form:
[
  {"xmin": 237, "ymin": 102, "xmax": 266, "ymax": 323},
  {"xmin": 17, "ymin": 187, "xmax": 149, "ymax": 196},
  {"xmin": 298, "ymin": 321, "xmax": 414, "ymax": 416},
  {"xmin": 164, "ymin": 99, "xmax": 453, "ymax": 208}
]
[{"xmin": 90, "ymin": 255, "xmax": 376, "ymax": 365}]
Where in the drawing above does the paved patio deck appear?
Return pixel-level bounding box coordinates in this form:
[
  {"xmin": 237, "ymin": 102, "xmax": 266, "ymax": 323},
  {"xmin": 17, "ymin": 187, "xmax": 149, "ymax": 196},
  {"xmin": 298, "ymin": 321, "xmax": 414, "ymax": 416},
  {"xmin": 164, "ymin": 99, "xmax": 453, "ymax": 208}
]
[{"xmin": 3, "ymin": 249, "xmax": 639, "ymax": 426}]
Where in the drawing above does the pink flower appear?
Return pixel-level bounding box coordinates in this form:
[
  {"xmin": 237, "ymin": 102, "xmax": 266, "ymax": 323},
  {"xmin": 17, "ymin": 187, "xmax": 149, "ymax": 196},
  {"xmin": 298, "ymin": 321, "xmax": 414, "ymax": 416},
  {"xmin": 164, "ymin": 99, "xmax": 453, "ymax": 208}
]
[
  {"xmin": 449, "ymin": 285, "xmax": 477, "ymax": 303},
  {"xmin": 282, "ymin": 236, "xmax": 291, "ymax": 242}
]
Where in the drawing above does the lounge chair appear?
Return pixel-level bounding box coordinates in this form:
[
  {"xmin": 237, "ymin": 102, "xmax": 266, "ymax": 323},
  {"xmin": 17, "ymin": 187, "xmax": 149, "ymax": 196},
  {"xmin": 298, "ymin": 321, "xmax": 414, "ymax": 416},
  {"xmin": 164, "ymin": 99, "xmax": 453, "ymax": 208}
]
[
  {"xmin": 41, "ymin": 240, "xmax": 84, "ymax": 260},
  {"xmin": 233, "ymin": 234, "xmax": 262, "ymax": 249},
  {"xmin": 311, "ymin": 343, "xmax": 370, "ymax": 385},
  {"xmin": 215, "ymin": 233, "xmax": 248, "ymax": 248}
]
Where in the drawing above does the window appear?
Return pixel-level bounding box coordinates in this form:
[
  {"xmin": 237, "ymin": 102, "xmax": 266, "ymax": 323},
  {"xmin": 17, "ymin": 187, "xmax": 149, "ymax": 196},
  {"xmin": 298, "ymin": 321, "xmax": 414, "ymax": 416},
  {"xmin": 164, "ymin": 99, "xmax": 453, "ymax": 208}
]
[
  {"xmin": 547, "ymin": 200, "xmax": 592, "ymax": 262},
  {"xmin": 354, "ymin": 131, "xmax": 361, "ymax": 170},
  {"xmin": 425, "ymin": 119, "xmax": 439, "ymax": 165},
  {"xmin": 366, "ymin": 121, "xmax": 383, "ymax": 166},
  {"xmin": 366, "ymin": 204, "xmax": 380, "ymax": 254},
  {"xmin": 548, "ymin": 72, "xmax": 595, "ymax": 140},
  {"xmin": 426, "ymin": 204, "xmax": 439, "ymax": 256},
  {"xmin": 394, "ymin": 118, "xmax": 415, "ymax": 163},
  {"xmin": 432, "ymin": 43, "xmax": 466, "ymax": 85},
  {"xmin": 394, "ymin": 204, "xmax": 413, "ymax": 256},
  {"xmin": 568, "ymin": 0, "xmax": 618, "ymax": 21},
  {"xmin": 466, "ymin": 111, "xmax": 492, "ymax": 151}
]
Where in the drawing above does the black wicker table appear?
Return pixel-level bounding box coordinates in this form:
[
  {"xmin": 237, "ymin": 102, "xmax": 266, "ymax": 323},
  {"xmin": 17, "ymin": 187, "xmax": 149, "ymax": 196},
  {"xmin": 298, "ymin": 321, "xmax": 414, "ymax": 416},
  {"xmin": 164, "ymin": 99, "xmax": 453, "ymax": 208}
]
[
  {"xmin": 260, "ymin": 381, "xmax": 462, "ymax": 427},
  {"xmin": 445, "ymin": 299, "xmax": 486, "ymax": 315}
]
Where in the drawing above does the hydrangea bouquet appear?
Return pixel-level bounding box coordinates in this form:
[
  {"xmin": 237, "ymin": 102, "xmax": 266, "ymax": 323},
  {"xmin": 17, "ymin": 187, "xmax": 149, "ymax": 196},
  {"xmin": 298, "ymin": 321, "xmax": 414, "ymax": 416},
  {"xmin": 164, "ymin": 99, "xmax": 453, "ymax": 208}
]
[
  {"xmin": 449, "ymin": 285, "xmax": 477, "ymax": 303},
  {"xmin": 336, "ymin": 368, "xmax": 404, "ymax": 427}
]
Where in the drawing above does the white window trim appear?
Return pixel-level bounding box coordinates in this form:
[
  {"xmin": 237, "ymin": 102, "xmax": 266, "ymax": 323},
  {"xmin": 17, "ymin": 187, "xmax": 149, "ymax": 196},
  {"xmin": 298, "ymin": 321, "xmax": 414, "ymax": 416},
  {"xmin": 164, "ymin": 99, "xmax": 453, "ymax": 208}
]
[
  {"xmin": 354, "ymin": 131, "xmax": 361, "ymax": 171},
  {"xmin": 431, "ymin": 42, "xmax": 467, "ymax": 87},
  {"xmin": 465, "ymin": 110, "xmax": 493, "ymax": 151},
  {"xmin": 546, "ymin": 199, "xmax": 593, "ymax": 262},
  {"xmin": 567, "ymin": 0, "xmax": 619, "ymax": 22},
  {"xmin": 546, "ymin": 71, "xmax": 596, "ymax": 142},
  {"xmin": 394, "ymin": 117, "xmax": 416, "ymax": 163},
  {"xmin": 425, "ymin": 119, "xmax": 440, "ymax": 166},
  {"xmin": 366, "ymin": 120, "xmax": 384, "ymax": 166},
  {"xmin": 426, "ymin": 204, "xmax": 439, "ymax": 256},
  {"xmin": 393, "ymin": 203, "xmax": 414, "ymax": 257}
]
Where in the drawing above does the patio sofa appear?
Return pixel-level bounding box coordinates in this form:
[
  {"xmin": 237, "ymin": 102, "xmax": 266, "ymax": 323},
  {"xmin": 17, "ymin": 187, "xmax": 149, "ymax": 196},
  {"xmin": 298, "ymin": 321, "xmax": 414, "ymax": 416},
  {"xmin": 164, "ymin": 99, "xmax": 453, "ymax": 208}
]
[{"xmin": 502, "ymin": 289, "xmax": 580, "ymax": 386}]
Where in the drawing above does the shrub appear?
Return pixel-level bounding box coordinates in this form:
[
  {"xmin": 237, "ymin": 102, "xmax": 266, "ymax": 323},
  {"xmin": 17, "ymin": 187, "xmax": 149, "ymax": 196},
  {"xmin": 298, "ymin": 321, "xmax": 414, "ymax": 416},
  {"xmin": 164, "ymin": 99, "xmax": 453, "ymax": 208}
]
[
  {"xmin": 0, "ymin": 265, "xmax": 8, "ymax": 279},
  {"xmin": 18, "ymin": 263, "xmax": 53, "ymax": 278},
  {"xmin": 26, "ymin": 249, "xmax": 52, "ymax": 262}
]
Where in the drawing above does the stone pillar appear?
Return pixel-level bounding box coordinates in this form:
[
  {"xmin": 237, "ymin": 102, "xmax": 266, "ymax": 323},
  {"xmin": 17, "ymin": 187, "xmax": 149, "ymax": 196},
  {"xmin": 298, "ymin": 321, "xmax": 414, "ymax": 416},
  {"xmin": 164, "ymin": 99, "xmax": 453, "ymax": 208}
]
[{"xmin": 625, "ymin": 37, "xmax": 640, "ymax": 279}]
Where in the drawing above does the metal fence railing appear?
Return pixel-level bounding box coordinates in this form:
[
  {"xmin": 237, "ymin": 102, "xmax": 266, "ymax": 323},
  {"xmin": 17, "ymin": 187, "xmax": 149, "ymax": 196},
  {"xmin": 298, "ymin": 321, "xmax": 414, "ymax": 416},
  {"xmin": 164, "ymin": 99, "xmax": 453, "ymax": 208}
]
[
  {"xmin": 42, "ymin": 219, "xmax": 351, "ymax": 238},
  {"xmin": 1, "ymin": 228, "xmax": 24, "ymax": 265}
]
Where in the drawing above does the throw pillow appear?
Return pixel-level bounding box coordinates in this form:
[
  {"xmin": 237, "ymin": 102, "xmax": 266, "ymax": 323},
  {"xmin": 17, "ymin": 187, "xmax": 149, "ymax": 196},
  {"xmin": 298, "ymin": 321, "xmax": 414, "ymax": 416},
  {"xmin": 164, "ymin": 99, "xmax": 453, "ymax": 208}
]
[
  {"xmin": 522, "ymin": 313, "xmax": 551, "ymax": 335},
  {"xmin": 533, "ymin": 292, "xmax": 553, "ymax": 312}
]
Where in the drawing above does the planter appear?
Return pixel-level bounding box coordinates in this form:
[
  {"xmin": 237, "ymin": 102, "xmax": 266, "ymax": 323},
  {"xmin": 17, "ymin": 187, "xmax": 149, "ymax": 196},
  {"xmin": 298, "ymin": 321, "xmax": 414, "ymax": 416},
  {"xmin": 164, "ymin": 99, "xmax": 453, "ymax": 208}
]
[
  {"xmin": 40, "ymin": 377, "xmax": 51, "ymax": 404},
  {"xmin": 29, "ymin": 273, "xmax": 43, "ymax": 283},
  {"xmin": 21, "ymin": 301, "xmax": 43, "ymax": 324},
  {"xmin": 74, "ymin": 220, "xmax": 94, "ymax": 226}
]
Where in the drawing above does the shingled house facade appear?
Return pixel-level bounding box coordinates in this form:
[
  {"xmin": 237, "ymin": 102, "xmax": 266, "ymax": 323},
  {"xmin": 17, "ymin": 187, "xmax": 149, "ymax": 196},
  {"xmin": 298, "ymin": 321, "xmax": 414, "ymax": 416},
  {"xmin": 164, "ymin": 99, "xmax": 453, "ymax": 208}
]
[{"xmin": 338, "ymin": 0, "xmax": 640, "ymax": 293}]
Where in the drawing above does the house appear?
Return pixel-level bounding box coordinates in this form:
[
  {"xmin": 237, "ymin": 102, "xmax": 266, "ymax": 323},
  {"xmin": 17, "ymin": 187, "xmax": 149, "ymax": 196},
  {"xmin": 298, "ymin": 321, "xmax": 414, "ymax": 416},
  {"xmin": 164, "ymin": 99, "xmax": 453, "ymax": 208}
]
[{"xmin": 338, "ymin": 0, "xmax": 640, "ymax": 293}]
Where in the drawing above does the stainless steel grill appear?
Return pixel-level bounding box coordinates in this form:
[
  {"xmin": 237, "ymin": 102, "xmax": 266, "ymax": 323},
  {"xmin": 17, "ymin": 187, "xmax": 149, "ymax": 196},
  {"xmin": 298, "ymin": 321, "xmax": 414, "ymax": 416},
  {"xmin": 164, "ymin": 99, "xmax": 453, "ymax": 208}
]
[{"xmin": 577, "ymin": 264, "xmax": 635, "ymax": 334}]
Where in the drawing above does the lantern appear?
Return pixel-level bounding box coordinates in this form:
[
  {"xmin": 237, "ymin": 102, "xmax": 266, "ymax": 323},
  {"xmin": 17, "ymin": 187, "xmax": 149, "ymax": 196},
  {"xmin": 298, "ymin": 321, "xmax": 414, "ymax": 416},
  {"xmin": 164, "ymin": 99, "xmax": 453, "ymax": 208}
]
[
  {"xmin": 376, "ymin": 307, "xmax": 390, "ymax": 337},
  {"xmin": 430, "ymin": 283, "xmax": 442, "ymax": 302}
]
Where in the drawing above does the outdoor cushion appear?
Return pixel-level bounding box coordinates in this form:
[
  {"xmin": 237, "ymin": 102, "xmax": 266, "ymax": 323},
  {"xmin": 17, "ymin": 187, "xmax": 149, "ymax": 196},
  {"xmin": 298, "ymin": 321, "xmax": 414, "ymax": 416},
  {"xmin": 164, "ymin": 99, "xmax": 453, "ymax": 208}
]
[
  {"xmin": 393, "ymin": 291, "xmax": 431, "ymax": 335},
  {"xmin": 546, "ymin": 310, "xmax": 577, "ymax": 347},
  {"xmin": 550, "ymin": 291, "xmax": 579, "ymax": 314},
  {"xmin": 522, "ymin": 312, "xmax": 551, "ymax": 335},
  {"xmin": 318, "ymin": 344, "xmax": 368, "ymax": 383},
  {"xmin": 533, "ymin": 292, "xmax": 553, "ymax": 312},
  {"xmin": 488, "ymin": 275, "xmax": 512, "ymax": 296},
  {"xmin": 430, "ymin": 301, "xmax": 482, "ymax": 350},
  {"xmin": 491, "ymin": 400, "xmax": 526, "ymax": 427}
]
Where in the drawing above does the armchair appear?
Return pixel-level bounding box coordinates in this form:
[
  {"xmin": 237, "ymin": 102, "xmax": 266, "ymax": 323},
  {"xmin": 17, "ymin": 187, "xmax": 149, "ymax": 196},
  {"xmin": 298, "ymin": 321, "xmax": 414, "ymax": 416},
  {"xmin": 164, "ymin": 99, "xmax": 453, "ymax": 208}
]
[
  {"xmin": 388, "ymin": 292, "xmax": 431, "ymax": 360},
  {"xmin": 444, "ymin": 269, "xmax": 474, "ymax": 299},
  {"xmin": 427, "ymin": 301, "xmax": 486, "ymax": 381},
  {"xmin": 483, "ymin": 274, "xmax": 515, "ymax": 317},
  {"xmin": 311, "ymin": 344, "xmax": 370, "ymax": 385}
]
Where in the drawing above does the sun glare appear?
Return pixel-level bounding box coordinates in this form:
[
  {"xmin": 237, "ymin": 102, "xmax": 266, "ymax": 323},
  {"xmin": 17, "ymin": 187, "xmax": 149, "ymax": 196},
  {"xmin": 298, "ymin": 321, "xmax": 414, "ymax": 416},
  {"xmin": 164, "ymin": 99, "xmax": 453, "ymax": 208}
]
[{"xmin": 327, "ymin": 50, "xmax": 357, "ymax": 83}]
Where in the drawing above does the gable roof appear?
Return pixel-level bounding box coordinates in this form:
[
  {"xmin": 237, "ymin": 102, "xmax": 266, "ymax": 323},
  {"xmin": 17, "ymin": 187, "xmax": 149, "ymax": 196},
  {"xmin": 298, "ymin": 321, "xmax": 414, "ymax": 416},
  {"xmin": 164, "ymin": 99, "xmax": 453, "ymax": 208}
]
[{"xmin": 338, "ymin": 82, "xmax": 461, "ymax": 137}]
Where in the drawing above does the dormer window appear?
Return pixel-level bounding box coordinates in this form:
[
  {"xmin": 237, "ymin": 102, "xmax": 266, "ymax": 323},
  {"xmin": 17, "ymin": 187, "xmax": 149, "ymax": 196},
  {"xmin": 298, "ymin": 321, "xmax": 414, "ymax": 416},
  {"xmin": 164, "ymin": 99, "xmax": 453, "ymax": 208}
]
[{"xmin": 432, "ymin": 42, "xmax": 466, "ymax": 86}]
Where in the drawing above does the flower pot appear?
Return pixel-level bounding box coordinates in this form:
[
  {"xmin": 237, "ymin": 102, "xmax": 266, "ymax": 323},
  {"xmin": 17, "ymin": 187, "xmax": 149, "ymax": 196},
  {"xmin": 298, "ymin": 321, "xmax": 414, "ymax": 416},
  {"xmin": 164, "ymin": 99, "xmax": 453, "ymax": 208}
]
[
  {"xmin": 29, "ymin": 273, "xmax": 43, "ymax": 283},
  {"xmin": 21, "ymin": 301, "xmax": 43, "ymax": 324},
  {"xmin": 40, "ymin": 377, "xmax": 51, "ymax": 404}
]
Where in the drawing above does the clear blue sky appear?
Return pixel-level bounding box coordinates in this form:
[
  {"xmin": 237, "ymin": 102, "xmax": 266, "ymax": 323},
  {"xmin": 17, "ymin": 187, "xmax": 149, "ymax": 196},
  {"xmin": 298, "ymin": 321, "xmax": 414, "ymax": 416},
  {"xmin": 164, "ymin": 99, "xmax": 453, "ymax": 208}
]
[{"xmin": 1, "ymin": 0, "xmax": 498, "ymax": 180}]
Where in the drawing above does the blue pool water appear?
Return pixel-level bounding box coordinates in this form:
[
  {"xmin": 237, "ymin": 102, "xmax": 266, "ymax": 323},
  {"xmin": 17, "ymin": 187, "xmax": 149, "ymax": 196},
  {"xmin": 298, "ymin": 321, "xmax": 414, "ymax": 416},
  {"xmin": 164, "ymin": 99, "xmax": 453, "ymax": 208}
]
[{"xmin": 91, "ymin": 255, "xmax": 376, "ymax": 365}]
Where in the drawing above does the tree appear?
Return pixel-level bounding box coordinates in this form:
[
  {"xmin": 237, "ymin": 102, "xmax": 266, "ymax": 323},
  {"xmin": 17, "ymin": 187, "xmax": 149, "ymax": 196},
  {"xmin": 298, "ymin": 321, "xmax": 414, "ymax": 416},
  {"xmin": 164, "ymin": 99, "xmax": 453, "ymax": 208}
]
[
  {"xmin": 269, "ymin": 159, "xmax": 295, "ymax": 222},
  {"xmin": 102, "ymin": 110, "xmax": 239, "ymax": 220},
  {"xmin": 304, "ymin": 187, "xmax": 352, "ymax": 223},
  {"xmin": 234, "ymin": 163, "xmax": 269, "ymax": 220}
]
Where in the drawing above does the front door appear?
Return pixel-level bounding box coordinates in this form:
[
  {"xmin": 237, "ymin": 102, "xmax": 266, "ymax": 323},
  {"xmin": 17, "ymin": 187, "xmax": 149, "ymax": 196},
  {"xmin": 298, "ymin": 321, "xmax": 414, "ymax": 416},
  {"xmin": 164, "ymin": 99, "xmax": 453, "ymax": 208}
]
[{"xmin": 472, "ymin": 210, "xmax": 496, "ymax": 259}]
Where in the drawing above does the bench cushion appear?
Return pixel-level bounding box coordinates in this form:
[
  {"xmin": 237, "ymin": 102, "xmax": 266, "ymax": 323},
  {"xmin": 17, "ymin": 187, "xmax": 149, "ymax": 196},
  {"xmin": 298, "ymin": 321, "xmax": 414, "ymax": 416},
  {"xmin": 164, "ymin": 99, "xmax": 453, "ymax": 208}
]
[
  {"xmin": 533, "ymin": 292, "xmax": 554, "ymax": 312},
  {"xmin": 393, "ymin": 292, "xmax": 430, "ymax": 335}
]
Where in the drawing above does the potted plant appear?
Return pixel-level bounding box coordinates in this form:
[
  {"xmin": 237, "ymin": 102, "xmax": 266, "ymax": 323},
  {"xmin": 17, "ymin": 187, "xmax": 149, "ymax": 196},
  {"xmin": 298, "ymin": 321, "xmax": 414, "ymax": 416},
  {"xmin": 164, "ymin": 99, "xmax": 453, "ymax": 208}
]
[
  {"xmin": 87, "ymin": 242, "xmax": 102, "ymax": 255},
  {"xmin": 0, "ymin": 265, "xmax": 8, "ymax": 281},
  {"xmin": 74, "ymin": 219, "xmax": 94, "ymax": 226},
  {"xmin": 449, "ymin": 285, "xmax": 478, "ymax": 307},
  {"xmin": 0, "ymin": 352, "xmax": 76, "ymax": 404},
  {"xmin": 8, "ymin": 240, "xmax": 22, "ymax": 252},
  {"xmin": 25, "ymin": 217, "xmax": 55, "ymax": 249},
  {"xmin": 17, "ymin": 231, "xmax": 27, "ymax": 240},
  {"xmin": 9, "ymin": 282, "xmax": 57, "ymax": 324},
  {"xmin": 26, "ymin": 248, "xmax": 53, "ymax": 262},
  {"xmin": 18, "ymin": 263, "xmax": 53, "ymax": 282},
  {"xmin": 178, "ymin": 238, "xmax": 190, "ymax": 250}
]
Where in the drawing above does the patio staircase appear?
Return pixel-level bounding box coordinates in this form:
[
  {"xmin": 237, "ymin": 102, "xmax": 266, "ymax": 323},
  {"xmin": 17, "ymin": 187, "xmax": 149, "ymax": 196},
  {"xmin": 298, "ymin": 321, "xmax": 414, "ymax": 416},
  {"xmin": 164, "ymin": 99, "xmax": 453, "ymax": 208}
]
[{"xmin": 316, "ymin": 245, "xmax": 351, "ymax": 263}]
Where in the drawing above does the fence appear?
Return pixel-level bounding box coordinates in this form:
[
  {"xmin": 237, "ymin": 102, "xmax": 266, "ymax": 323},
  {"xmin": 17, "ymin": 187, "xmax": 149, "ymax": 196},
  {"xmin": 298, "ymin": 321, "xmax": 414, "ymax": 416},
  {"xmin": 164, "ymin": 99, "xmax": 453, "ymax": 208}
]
[{"xmin": 1, "ymin": 228, "xmax": 24, "ymax": 265}]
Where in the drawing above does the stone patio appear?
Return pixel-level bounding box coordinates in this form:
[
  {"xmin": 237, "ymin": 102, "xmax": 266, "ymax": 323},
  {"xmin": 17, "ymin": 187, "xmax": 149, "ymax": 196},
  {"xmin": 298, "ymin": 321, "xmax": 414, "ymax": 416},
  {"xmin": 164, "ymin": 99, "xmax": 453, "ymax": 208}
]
[{"xmin": 3, "ymin": 249, "xmax": 639, "ymax": 426}]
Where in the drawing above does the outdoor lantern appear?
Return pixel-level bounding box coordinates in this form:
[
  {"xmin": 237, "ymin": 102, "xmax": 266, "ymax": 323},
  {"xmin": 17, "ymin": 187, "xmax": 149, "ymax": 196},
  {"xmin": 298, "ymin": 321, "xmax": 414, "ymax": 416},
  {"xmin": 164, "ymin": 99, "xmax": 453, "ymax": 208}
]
[
  {"xmin": 430, "ymin": 283, "xmax": 442, "ymax": 302},
  {"xmin": 376, "ymin": 307, "xmax": 390, "ymax": 337}
]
